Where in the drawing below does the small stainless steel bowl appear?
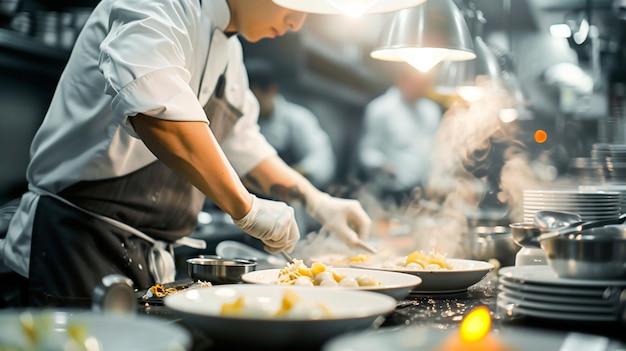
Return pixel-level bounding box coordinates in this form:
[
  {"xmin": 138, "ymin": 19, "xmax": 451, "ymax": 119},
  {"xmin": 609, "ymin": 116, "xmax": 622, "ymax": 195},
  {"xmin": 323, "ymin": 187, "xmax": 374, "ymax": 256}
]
[
  {"xmin": 539, "ymin": 225, "xmax": 626, "ymax": 280},
  {"xmin": 187, "ymin": 257, "xmax": 256, "ymax": 284},
  {"xmin": 510, "ymin": 222, "xmax": 542, "ymax": 248}
]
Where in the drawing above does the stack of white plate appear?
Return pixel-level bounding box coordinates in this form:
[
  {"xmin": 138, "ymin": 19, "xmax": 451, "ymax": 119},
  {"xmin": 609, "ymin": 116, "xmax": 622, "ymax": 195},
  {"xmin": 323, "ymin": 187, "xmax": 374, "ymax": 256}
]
[
  {"xmin": 607, "ymin": 144, "xmax": 626, "ymax": 182},
  {"xmin": 579, "ymin": 184, "xmax": 626, "ymax": 213},
  {"xmin": 497, "ymin": 266, "xmax": 625, "ymax": 322},
  {"xmin": 523, "ymin": 189, "xmax": 621, "ymax": 223}
]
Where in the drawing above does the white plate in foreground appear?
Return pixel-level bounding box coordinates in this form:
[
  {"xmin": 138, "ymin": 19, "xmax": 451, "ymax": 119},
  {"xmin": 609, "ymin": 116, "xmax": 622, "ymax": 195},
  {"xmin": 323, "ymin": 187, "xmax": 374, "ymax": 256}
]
[
  {"xmin": 323, "ymin": 325, "xmax": 624, "ymax": 351},
  {"xmin": 0, "ymin": 310, "xmax": 191, "ymax": 351},
  {"xmin": 242, "ymin": 267, "xmax": 422, "ymax": 301},
  {"xmin": 164, "ymin": 285, "xmax": 397, "ymax": 348},
  {"xmin": 350, "ymin": 258, "xmax": 494, "ymax": 293}
]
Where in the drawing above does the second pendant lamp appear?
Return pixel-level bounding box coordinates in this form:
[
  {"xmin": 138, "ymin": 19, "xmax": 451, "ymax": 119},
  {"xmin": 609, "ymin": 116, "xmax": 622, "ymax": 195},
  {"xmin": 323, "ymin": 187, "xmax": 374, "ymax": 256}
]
[{"xmin": 370, "ymin": 0, "xmax": 476, "ymax": 72}]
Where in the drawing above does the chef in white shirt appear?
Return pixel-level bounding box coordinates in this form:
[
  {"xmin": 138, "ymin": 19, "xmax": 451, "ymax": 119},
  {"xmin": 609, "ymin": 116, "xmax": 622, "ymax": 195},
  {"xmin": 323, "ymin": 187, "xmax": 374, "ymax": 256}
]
[
  {"xmin": 358, "ymin": 63, "xmax": 443, "ymax": 206},
  {"xmin": 247, "ymin": 58, "xmax": 336, "ymax": 189},
  {"xmin": 1, "ymin": 0, "xmax": 371, "ymax": 306}
]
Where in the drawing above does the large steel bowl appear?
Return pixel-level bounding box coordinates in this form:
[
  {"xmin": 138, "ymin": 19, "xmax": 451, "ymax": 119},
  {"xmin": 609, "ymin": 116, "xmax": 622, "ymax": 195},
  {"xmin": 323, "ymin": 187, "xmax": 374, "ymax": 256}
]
[
  {"xmin": 539, "ymin": 224, "xmax": 626, "ymax": 279},
  {"xmin": 187, "ymin": 257, "xmax": 256, "ymax": 284},
  {"xmin": 473, "ymin": 226, "xmax": 520, "ymax": 267}
]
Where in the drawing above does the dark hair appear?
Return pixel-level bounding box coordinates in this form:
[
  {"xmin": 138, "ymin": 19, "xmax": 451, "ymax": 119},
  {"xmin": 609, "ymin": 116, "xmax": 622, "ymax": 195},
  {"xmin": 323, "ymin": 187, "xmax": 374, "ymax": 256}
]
[{"xmin": 246, "ymin": 58, "xmax": 276, "ymax": 90}]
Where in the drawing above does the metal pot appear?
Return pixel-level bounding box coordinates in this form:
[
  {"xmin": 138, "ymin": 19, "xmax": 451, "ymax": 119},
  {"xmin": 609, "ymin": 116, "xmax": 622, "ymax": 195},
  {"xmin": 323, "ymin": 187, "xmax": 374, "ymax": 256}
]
[
  {"xmin": 473, "ymin": 226, "xmax": 520, "ymax": 267},
  {"xmin": 539, "ymin": 224, "xmax": 626, "ymax": 279},
  {"xmin": 187, "ymin": 257, "xmax": 256, "ymax": 284}
]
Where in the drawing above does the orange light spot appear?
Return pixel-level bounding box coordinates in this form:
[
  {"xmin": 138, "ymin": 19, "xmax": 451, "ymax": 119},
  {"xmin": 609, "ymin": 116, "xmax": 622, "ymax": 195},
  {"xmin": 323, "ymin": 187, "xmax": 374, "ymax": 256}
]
[
  {"xmin": 534, "ymin": 130, "xmax": 548, "ymax": 143},
  {"xmin": 459, "ymin": 306, "xmax": 492, "ymax": 343}
]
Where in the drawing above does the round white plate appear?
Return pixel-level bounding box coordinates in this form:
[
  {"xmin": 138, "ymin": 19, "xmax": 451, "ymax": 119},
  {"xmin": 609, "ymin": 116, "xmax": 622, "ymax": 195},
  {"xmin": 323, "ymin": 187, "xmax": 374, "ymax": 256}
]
[
  {"xmin": 498, "ymin": 284, "xmax": 617, "ymax": 306},
  {"xmin": 0, "ymin": 310, "xmax": 191, "ymax": 351},
  {"xmin": 241, "ymin": 267, "xmax": 422, "ymax": 301},
  {"xmin": 497, "ymin": 299, "xmax": 619, "ymax": 322},
  {"xmin": 498, "ymin": 277, "xmax": 621, "ymax": 300},
  {"xmin": 498, "ymin": 292, "xmax": 616, "ymax": 313},
  {"xmin": 164, "ymin": 285, "xmax": 397, "ymax": 347},
  {"xmin": 351, "ymin": 258, "xmax": 494, "ymax": 293},
  {"xmin": 499, "ymin": 266, "xmax": 626, "ymax": 287},
  {"xmin": 324, "ymin": 324, "xmax": 624, "ymax": 351}
]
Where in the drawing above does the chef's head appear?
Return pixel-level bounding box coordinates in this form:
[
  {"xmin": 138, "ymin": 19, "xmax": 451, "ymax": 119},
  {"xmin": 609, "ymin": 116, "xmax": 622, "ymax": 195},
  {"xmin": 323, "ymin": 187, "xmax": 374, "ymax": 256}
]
[
  {"xmin": 226, "ymin": 0, "xmax": 307, "ymax": 42},
  {"xmin": 246, "ymin": 58, "xmax": 278, "ymax": 120}
]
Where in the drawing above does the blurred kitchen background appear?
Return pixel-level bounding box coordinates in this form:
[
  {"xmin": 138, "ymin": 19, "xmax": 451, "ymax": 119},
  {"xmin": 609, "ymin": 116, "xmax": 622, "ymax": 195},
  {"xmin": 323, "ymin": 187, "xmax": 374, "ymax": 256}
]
[{"xmin": 1, "ymin": 0, "xmax": 626, "ymax": 256}]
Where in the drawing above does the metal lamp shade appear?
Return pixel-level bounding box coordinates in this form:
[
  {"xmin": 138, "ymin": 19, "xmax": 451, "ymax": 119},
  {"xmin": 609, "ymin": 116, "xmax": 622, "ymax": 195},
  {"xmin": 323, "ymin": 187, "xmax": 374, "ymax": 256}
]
[
  {"xmin": 272, "ymin": 0, "xmax": 426, "ymax": 16},
  {"xmin": 371, "ymin": 0, "xmax": 475, "ymax": 66},
  {"xmin": 435, "ymin": 36, "xmax": 503, "ymax": 98}
]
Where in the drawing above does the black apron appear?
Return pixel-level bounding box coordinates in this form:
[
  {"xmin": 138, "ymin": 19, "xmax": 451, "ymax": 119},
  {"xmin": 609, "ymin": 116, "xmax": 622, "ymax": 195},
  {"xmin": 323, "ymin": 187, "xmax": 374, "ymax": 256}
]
[{"xmin": 26, "ymin": 70, "xmax": 244, "ymax": 307}]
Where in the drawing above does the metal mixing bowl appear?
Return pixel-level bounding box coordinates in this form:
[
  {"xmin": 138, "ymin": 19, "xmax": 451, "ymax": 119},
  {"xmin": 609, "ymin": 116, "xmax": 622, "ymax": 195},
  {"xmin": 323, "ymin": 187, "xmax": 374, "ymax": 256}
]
[
  {"xmin": 539, "ymin": 224, "xmax": 626, "ymax": 279},
  {"xmin": 509, "ymin": 222, "xmax": 542, "ymax": 248},
  {"xmin": 187, "ymin": 257, "xmax": 257, "ymax": 284}
]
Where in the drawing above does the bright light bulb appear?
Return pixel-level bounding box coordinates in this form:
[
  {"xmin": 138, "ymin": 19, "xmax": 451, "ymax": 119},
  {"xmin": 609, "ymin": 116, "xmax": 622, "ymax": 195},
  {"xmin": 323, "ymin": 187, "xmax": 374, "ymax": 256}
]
[
  {"xmin": 401, "ymin": 48, "xmax": 449, "ymax": 72},
  {"xmin": 325, "ymin": 0, "xmax": 379, "ymax": 18},
  {"xmin": 457, "ymin": 85, "xmax": 484, "ymax": 102}
]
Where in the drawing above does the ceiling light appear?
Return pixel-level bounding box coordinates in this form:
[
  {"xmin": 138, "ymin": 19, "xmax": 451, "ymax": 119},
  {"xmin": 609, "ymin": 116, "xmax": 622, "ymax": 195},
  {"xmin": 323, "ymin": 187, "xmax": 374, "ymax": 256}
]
[
  {"xmin": 371, "ymin": 0, "xmax": 475, "ymax": 72},
  {"xmin": 272, "ymin": 0, "xmax": 426, "ymax": 17}
]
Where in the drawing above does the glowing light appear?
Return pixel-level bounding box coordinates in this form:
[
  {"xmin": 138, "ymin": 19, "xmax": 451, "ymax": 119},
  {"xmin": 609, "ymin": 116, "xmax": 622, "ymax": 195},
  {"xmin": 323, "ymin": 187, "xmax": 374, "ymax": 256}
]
[
  {"xmin": 457, "ymin": 85, "xmax": 484, "ymax": 102},
  {"xmin": 499, "ymin": 108, "xmax": 518, "ymax": 123},
  {"xmin": 534, "ymin": 130, "xmax": 548, "ymax": 144},
  {"xmin": 550, "ymin": 24, "xmax": 572, "ymax": 38},
  {"xmin": 401, "ymin": 48, "xmax": 450, "ymax": 72},
  {"xmin": 325, "ymin": 0, "xmax": 379, "ymax": 18},
  {"xmin": 459, "ymin": 306, "xmax": 492, "ymax": 343}
]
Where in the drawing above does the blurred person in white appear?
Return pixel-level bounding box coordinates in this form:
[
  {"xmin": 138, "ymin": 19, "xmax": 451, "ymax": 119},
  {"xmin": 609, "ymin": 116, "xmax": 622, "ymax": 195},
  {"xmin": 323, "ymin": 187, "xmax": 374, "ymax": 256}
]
[
  {"xmin": 247, "ymin": 58, "xmax": 336, "ymax": 190},
  {"xmin": 247, "ymin": 58, "xmax": 336, "ymax": 235},
  {"xmin": 358, "ymin": 63, "xmax": 443, "ymax": 207},
  {"xmin": 0, "ymin": 0, "xmax": 371, "ymax": 307}
]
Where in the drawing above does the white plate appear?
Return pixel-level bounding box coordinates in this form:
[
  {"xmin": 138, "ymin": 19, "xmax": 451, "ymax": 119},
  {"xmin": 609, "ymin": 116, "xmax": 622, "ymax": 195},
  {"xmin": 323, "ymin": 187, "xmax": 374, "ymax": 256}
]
[
  {"xmin": 499, "ymin": 266, "xmax": 626, "ymax": 287},
  {"xmin": 497, "ymin": 299, "xmax": 619, "ymax": 322},
  {"xmin": 164, "ymin": 284, "xmax": 397, "ymax": 348},
  {"xmin": 350, "ymin": 258, "xmax": 494, "ymax": 293},
  {"xmin": 498, "ymin": 282, "xmax": 618, "ymax": 305},
  {"xmin": 323, "ymin": 324, "xmax": 624, "ymax": 351},
  {"xmin": 0, "ymin": 310, "xmax": 191, "ymax": 351},
  {"xmin": 498, "ymin": 279, "xmax": 621, "ymax": 304},
  {"xmin": 241, "ymin": 267, "xmax": 422, "ymax": 301},
  {"xmin": 498, "ymin": 292, "xmax": 617, "ymax": 314}
]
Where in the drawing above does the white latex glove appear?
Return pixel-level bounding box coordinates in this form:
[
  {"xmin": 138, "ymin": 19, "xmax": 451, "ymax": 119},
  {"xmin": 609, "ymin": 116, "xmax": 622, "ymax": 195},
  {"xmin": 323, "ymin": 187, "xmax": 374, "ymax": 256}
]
[
  {"xmin": 306, "ymin": 193, "xmax": 372, "ymax": 247},
  {"xmin": 233, "ymin": 195, "xmax": 300, "ymax": 254}
]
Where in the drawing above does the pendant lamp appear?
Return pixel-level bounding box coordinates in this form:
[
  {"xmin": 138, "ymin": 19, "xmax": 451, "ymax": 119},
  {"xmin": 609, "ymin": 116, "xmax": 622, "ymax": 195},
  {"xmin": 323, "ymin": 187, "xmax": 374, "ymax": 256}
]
[
  {"xmin": 371, "ymin": 0, "xmax": 475, "ymax": 72},
  {"xmin": 435, "ymin": 36, "xmax": 503, "ymax": 101},
  {"xmin": 272, "ymin": 0, "xmax": 426, "ymax": 18}
]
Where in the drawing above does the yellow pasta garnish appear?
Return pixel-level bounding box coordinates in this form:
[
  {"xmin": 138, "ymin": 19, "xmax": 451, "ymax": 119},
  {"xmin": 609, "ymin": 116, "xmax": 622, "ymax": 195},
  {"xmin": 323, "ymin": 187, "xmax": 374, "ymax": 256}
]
[{"xmin": 348, "ymin": 254, "xmax": 369, "ymax": 263}]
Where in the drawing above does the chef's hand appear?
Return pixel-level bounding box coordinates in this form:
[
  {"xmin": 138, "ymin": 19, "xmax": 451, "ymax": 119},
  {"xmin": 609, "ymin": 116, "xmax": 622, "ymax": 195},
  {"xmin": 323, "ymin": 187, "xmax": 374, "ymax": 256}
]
[
  {"xmin": 233, "ymin": 195, "xmax": 300, "ymax": 254},
  {"xmin": 306, "ymin": 192, "xmax": 372, "ymax": 247}
]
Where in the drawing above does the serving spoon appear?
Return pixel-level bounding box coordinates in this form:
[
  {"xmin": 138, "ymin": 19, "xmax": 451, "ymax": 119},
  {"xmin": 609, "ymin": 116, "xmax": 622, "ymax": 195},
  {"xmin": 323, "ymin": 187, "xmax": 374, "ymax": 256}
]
[{"xmin": 535, "ymin": 212, "xmax": 626, "ymax": 242}]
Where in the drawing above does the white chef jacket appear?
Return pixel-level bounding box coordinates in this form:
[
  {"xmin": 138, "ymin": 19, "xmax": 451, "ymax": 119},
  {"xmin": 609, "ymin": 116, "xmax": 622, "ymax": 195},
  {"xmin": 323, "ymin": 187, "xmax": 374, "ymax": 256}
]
[
  {"xmin": 258, "ymin": 95, "xmax": 336, "ymax": 188},
  {"xmin": 358, "ymin": 87, "xmax": 442, "ymax": 192},
  {"xmin": 2, "ymin": 0, "xmax": 276, "ymax": 277}
]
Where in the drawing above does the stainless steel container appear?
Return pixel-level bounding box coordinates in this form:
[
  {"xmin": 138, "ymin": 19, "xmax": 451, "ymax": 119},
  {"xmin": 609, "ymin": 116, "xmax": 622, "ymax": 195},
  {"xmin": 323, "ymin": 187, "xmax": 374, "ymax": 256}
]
[
  {"xmin": 187, "ymin": 257, "xmax": 256, "ymax": 284},
  {"xmin": 539, "ymin": 224, "xmax": 626, "ymax": 279},
  {"xmin": 473, "ymin": 226, "xmax": 520, "ymax": 267}
]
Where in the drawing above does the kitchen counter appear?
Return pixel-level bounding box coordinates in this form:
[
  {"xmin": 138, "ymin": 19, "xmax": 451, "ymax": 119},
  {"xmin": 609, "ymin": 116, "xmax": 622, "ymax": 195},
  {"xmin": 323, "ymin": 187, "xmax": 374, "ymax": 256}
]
[{"xmin": 137, "ymin": 269, "xmax": 626, "ymax": 351}]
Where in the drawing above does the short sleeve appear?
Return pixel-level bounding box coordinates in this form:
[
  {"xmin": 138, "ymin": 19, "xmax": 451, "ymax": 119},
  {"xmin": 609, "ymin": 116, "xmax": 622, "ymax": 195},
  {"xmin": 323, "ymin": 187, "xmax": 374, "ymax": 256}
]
[{"xmin": 98, "ymin": 0, "xmax": 207, "ymax": 137}]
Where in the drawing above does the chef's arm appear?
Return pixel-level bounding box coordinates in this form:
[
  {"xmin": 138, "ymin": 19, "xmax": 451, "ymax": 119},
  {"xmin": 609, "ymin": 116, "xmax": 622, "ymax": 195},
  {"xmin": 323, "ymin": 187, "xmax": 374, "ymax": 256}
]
[
  {"xmin": 243, "ymin": 155, "xmax": 372, "ymax": 245},
  {"xmin": 130, "ymin": 114, "xmax": 252, "ymax": 219}
]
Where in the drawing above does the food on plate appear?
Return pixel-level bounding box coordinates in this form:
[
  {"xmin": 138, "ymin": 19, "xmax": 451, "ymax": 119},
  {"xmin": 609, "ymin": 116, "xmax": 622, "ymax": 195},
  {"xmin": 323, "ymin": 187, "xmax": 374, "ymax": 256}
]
[
  {"xmin": 6, "ymin": 311, "xmax": 94, "ymax": 351},
  {"xmin": 275, "ymin": 259, "xmax": 380, "ymax": 287},
  {"xmin": 382, "ymin": 250, "xmax": 452, "ymax": 270},
  {"xmin": 219, "ymin": 289, "xmax": 332, "ymax": 319},
  {"xmin": 142, "ymin": 281, "xmax": 212, "ymax": 299}
]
